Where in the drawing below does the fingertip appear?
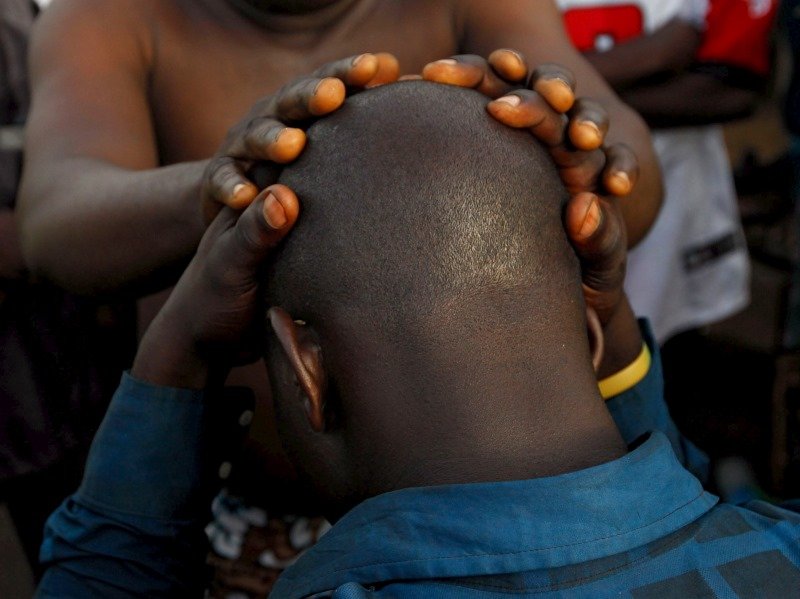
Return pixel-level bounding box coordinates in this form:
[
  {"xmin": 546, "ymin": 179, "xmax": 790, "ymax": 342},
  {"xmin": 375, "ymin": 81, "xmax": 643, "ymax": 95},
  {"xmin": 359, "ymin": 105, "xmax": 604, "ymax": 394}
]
[
  {"xmin": 265, "ymin": 183, "xmax": 300, "ymax": 225},
  {"xmin": 270, "ymin": 128, "xmax": 307, "ymax": 163},
  {"xmin": 492, "ymin": 94, "xmax": 522, "ymax": 107},
  {"xmin": 533, "ymin": 78, "xmax": 575, "ymax": 113},
  {"xmin": 310, "ymin": 78, "xmax": 346, "ymax": 115},
  {"xmin": 488, "ymin": 49, "xmax": 527, "ymax": 81},
  {"xmin": 262, "ymin": 191, "xmax": 287, "ymax": 229},
  {"xmin": 422, "ymin": 59, "xmax": 483, "ymax": 88},
  {"xmin": 568, "ymin": 192, "xmax": 602, "ymax": 242},
  {"xmin": 228, "ymin": 182, "xmax": 258, "ymax": 210},
  {"xmin": 347, "ymin": 53, "xmax": 380, "ymax": 86},
  {"xmin": 569, "ymin": 120, "xmax": 604, "ymax": 151},
  {"xmin": 486, "ymin": 94, "xmax": 531, "ymax": 129},
  {"xmin": 368, "ymin": 52, "xmax": 401, "ymax": 86},
  {"xmin": 605, "ymin": 170, "xmax": 633, "ymax": 196}
]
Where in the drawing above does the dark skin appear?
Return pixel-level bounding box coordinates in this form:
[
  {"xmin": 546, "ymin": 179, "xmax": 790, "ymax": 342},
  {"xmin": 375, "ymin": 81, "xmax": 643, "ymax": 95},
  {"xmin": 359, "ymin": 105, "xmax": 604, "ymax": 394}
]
[
  {"xmin": 584, "ymin": 17, "xmax": 760, "ymax": 128},
  {"xmin": 18, "ymin": 0, "xmax": 659, "ymax": 297},
  {"xmin": 133, "ymin": 178, "xmax": 637, "ymax": 519},
  {"xmin": 19, "ymin": 0, "xmax": 651, "ymax": 490}
]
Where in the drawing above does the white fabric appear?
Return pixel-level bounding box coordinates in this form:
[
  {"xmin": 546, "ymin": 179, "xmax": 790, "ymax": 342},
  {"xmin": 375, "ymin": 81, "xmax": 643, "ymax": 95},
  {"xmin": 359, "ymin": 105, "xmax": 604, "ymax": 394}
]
[
  {"xmin": 556, "ymin": 0, "xmax": 750, "ymax": 343},
  {"xmin": 626, "ymin": 127, "xmax": 749, "ymax": 342}
]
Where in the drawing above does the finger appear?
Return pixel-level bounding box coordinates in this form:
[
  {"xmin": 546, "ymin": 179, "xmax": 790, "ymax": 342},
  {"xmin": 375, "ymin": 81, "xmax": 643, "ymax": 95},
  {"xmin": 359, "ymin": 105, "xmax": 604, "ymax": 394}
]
[
  {"xmin": 203, "ymin": 156, "xmax": 259, "ymax": 221},
  {"xmin": 567, "ymin": 98, "xmax": 609, "ymax": 151},
  {"xmin": 566, "ymin": 192, "xmax": 604, "ymax": 244},
  {"xmin": 398, "ymin": 74, "xmax": 423, "ymax": 81},
  {"xmin": 422, "ymin": 57, "xmax": 484, "ymax": 88},
  {"xmin": 312, "ymin": 53, "xmax": 380, "ymax": 87},
  {"xmin": 274, "ymin": 77, "xmax": 346, "ymax": 121},
  {"xmin": 601, "ymin": 143, "xmax": 639, "ymax": 197},
  {"xmin": 487, "ymin": 89, "xmax": 567, "ymax": 147},
  {"xmin": 424, "ymin": 54, "xmax": 521, "ymax": 98},
  {"xmin": 565, "ymin": 193, "xmax": 627, "ymax": 289},
  {"xmin": 488, "ymin": 49, "xmax": 528, "ymax": 84},
  {"xmin": 367, "ymin": 52, "xmax": 401, "ymax": 87},
  {"xmin": 551, "ymin": 146, "xmax": 606, "ymax": 195},
  {"xmin": 232, "ymin": 184, "xmax": 300, "ymax": 269},
  {"xmin": 530, "ymin": 64, "xmax": 576, "ymax": 113},
  {"xmin": 224, "ymin": 118, "xmax": 306, "ymax": 163}
]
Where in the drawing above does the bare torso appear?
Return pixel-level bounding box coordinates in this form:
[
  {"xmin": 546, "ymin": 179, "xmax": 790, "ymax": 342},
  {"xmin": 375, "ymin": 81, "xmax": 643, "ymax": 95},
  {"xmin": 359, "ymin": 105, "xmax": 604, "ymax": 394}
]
[
  {"xmin": 22, "ymin": 0, "xmax": 661, "ymax": 500},
  {"xmin": 132, "ymin": 0, "xmax": 459, "ymax": 492},
  {"xmin": 147, "ymin": 0, "xmax": 457, "ymax": 163}
]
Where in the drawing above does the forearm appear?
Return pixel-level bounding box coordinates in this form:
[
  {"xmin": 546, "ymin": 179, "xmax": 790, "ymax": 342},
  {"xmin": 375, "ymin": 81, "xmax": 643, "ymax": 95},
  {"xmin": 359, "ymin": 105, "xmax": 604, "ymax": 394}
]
[
  {"xmin": 37, "ymin": 374, "xmax": 251, "ymax": 597},
  {"xmin": 620, "ymin": 73, "xmax": 759, "ymax": 128},
  {"xmin": 584, "ymin": 19, "xmax": 701, "ymax": 91},
  {"xmin": 18, "ymin": 158, "xmax": 207, "ymax": 296}
]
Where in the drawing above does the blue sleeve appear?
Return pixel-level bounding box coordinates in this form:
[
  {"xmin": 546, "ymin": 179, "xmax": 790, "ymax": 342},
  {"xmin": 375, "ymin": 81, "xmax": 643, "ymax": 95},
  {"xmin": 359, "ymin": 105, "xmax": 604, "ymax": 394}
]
[
  {"xmin": 36, "ymin": 373, "xmax": 251, "ymax": 598},
  {"xmin": 606, "ymin": 320, "xmax": 710, "ymax": 483}
]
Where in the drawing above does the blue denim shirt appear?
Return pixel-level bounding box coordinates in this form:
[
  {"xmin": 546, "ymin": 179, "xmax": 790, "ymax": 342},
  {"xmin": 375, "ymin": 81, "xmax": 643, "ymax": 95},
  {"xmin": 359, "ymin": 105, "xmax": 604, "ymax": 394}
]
[{"xmin": 37, "ymin": 325, "xmax": 800, "ymax": 597}]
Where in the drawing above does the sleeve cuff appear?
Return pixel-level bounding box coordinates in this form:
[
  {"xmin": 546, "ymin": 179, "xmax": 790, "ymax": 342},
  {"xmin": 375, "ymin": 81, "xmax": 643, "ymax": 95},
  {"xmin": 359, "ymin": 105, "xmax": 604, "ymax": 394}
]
[{"xmin": 76, "ymin": 372, "xmax": 252, "ymax": 521}]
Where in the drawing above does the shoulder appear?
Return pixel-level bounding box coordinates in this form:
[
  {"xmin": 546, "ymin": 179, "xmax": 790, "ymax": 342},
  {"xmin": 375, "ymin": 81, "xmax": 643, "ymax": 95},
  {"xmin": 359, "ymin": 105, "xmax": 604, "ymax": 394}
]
[{"xmin": 31, "ymin": 0, "xmax": 162, "ymax": 71}]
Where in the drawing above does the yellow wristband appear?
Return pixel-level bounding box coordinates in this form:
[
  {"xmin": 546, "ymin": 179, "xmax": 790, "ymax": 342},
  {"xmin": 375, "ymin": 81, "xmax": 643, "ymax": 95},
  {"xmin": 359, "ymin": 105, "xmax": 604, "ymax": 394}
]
[{"xmin": 598, "ymin": 343, "xmax": 651, "ymax": 399}]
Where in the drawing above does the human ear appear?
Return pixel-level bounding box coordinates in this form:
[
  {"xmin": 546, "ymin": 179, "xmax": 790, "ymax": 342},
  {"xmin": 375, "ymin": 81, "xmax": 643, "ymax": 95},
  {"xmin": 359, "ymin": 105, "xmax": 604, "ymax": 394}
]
[
  {"xmin": 585, "ymin": 306, "xmax": 605, "ymax": 373},
  {"xmin": 267, "ymin": 307, "xmax": 327, "ymax": 432}
]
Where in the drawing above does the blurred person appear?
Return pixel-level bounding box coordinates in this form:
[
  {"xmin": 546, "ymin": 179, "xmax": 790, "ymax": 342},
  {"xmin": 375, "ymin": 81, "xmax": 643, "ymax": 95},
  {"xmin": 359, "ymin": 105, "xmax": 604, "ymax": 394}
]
[
  {"xmin": 0, "ymin": 0, "xmax": 134, "ymax": 579},
  {"xmin": 37, "ymin": 82, "xmax": 800, "ymax": 598},
  {"xmin": 556, "ymin": 0, "xmax": 777, "ymax": 344},
  {"xmin": 782, "ymin": 0, "xmax": 800, "ymax": 351},
  {"xmin": 17, "ymin": 1, "xmax": 663, "ymax": 592}
]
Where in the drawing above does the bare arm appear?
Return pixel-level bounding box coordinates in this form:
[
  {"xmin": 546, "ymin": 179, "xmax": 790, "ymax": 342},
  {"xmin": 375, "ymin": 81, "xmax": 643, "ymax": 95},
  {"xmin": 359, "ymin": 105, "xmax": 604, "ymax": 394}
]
[
  {"xmin": 17, "ymin": 1, "xmax": 206, "ymax": 296},
  {"xmin": 581, "ymin": 17, "xmax": 757, "ymax": 129},
  {"xmin": 584, "ymin": 18, "xmax": 701, "ymax": 90},
  {"xmin": 620, "ymin": 73, "xmax": 759, "ymax": 128},
  {"xmin": 457, "ymin": 0, "xmax": 663, "ymax": 247}
]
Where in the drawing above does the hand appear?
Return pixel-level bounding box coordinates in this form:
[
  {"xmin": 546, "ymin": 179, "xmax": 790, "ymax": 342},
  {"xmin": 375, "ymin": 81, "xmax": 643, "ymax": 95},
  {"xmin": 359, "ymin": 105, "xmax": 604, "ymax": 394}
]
[
  {"xmin": 564, "ymin": 192, "xmax": 642, "ymax": 379},
  {"xmin": 132, "ymin": 185, "xmax": 300, "ymax": 389},
  {"xmin": 422, "ymin": 52, "xmax": 639, "ymax": 201},
  {"xmin": 201, "ymin": 52, "xmax": 399, "ymax": 223}
]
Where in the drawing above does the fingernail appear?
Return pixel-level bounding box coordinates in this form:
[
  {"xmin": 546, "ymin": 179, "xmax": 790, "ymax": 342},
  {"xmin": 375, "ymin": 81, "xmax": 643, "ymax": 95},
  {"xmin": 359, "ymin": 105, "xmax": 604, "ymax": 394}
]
[
  {"xmin": 578, "ymin": 197, "xmax": 602, "ymax": 239},
  {"xmin": 609, "ymin": 171, "xmax": 631, "ymax": 195},
  {"xmin": 435, "ymin": 59, "xmax": 457, "ymax": 65},
  {"xmin": 232, "ymin": 183, "xmax": 253, "ymax": 205},
  {"xmin": 494, "ymin": 95, "xmax": 521, "ymax": 107},
  {"xmin": 264, "ymin": 192, "xmax": 287, "ymax": 229},
  {"xmin": 352, "ymin": 53, "xmax": 370, "ymax": 67},
  {"xmin": 580, "ymin": 120, "xmax": 601, "ymax": 139}
]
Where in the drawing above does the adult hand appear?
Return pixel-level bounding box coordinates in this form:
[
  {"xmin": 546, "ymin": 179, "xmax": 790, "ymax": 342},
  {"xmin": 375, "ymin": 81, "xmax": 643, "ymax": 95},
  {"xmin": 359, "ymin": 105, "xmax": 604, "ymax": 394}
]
[
  {"xmin": 132, "ymin": 185, "xmax": 300, "ymax": 390},
  {"xmin": 201, "ymin": 52, "xmax": 399, "ymax": 223},
  {"xmin": 423, "ymin": 53, "xmax": 639, "ymax": 201}
]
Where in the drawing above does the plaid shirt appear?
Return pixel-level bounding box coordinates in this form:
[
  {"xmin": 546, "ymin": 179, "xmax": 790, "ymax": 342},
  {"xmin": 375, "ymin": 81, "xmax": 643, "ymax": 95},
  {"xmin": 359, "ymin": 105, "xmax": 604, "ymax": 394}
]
[{"xmin": 38, "ymin": 326, "xmax": 800, "ymax": 597}]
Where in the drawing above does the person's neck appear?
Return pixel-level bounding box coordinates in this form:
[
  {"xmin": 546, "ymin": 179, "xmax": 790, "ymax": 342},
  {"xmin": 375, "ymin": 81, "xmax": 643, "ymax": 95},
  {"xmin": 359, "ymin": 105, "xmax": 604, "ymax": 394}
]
[
  {"xmin": 357, "ymin": 353, "xmax": 628, "ymax": 493},
  {"xmin": 225, "ymin": 0, "xmax": 363, "ymax": 32}
]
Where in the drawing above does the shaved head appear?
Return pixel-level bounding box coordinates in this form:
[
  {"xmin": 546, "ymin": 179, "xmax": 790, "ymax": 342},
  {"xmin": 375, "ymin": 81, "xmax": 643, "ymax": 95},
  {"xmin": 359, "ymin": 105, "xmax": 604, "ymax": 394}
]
[
  {"xmin": 269, "ymin": 81, "xmax": 581, "ymax": 353},
  {"xmin": 264, "ymin": 81, "xmax": 603, "ymax": 508}
]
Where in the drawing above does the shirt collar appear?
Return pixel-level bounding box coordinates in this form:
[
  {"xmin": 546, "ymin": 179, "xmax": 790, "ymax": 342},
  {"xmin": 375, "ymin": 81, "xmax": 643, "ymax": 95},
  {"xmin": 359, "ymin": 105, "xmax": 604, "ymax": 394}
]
[{"xmin": 272, "ymin": 432, "xmax": 718, "ymax": 598}]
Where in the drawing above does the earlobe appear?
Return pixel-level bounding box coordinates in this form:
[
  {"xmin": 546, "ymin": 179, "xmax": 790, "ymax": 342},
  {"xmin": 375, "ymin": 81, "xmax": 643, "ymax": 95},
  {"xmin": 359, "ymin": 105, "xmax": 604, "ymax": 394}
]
[
  {"xmin": 585, "ymin": 307, "xmax": 605, "ymax": 373},
  {"xmin": 268, "ymin": 307, "xmax": 327, "ymax": 432}
]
